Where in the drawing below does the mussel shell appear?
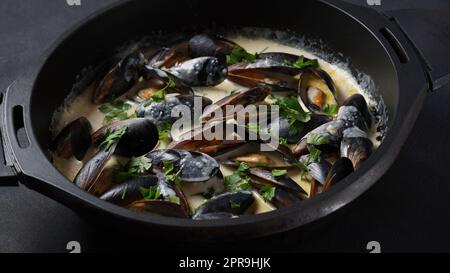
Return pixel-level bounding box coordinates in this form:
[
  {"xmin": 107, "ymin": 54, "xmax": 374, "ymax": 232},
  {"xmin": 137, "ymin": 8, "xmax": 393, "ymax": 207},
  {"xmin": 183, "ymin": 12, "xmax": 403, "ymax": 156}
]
[
  {"xmin": 342, "ymin": 94, "xmax": 372, "ymax": 129},
  {"xmin": 188, "ymin": 34, "xmax": 237, "ymax": 60},
  {"xmin": 340, "ymin": 127, "xmax": 373, "ymax": 169},
  {"xmin": 270, "ymin": 114, "xmax": 331, "ymax": 144},
  {"xmin": 92, "ymin": 118, "xmax": 159, "ymax": 158},
  {"xmin": 193, "ymin": 191, "xmax": 254, "ymax": 219},
  {"xmin": 252, "ymin": 183, "xmax": 302, "ymax": 208},
  {"xmin": 88, "ymin": 163, "xmax": 121, "ymax": 196},
  {"xmin": 136, "ymin": 94, "xmax": 212, "ymax": 125},
  {"xmin": 141, "ymin": 66, "xmax": 193, "ymax": 94},
  {"xmin": 93, "ymin": 52, "xmax": 146, "ymax": 104},
  {"xmin": 298, "ymin": 68, "xmax": 338, "ymax": 114},
  {"xmin": 228, "ymin": 66, "xmax": 300, "ymax": 91},
  {"xmin": 293, "ymin": 120, "xmax": 346, "ymax": 157},
  {"xmin": 192, "ymin": 212, "xmax": 237, "ymax": 220},
  {"xmin": 51, "ymin": 117, "xmax": 92, "ymax": 161},
  {"xmin": 99, "ymin": 175, "xmax": 159, "ymax": 206},
  {"xmin": 74, "ymin": 142, "xmax": 117, "ymax": 191},
  {"xmin": 249, "ymin": 167, "xmax": 307, "ymax": 196},
  {"xmin": 323, "ymin": 157, "xmax": 354, "ymax": 191},
  {"xmin": 168, "ymin": 56, "xmax": 228, "ymax": 87},
  {"xmin": 337, "ymin": 105, "xmax": 369, "ymax": 132},
  {"xmin": 128, "ymin": 200, "xmax": 190, "ymax": 218},
  {"xmin": 299, "ymin": 155, "xmax": 331, "ymax": 185}
]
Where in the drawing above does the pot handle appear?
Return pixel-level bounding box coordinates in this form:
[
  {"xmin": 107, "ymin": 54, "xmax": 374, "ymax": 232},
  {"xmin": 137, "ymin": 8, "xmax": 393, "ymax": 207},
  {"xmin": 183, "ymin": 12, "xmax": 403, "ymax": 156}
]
[
  {"xmin": 378, "ymin": 8, "xmax": 450, "ymax": 92},
  {"xmin": 0, "ymin": 83, "xmax": 19, "ymax": 182}
]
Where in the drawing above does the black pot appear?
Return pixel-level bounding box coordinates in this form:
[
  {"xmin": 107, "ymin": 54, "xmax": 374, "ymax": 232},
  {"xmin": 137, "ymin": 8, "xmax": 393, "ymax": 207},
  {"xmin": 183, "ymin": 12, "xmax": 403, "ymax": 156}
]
[{"xmin": 0, "ymin": 0, "xmax": 448, "ymax": 242}]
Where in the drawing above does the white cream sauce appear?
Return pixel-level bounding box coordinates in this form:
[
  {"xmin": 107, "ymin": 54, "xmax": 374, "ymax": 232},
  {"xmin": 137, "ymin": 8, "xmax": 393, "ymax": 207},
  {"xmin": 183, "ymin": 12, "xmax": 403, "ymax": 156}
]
[{"xmin": 52, "ymin": 35, "xmax": 381, "ymax": 215}]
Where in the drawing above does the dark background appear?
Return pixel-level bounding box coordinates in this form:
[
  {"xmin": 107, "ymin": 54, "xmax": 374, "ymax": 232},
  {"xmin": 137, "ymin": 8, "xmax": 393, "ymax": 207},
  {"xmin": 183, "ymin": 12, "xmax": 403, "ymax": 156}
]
[{"xmin": 0, "ymin": 0, "xmax": 449, "ymax": 252}]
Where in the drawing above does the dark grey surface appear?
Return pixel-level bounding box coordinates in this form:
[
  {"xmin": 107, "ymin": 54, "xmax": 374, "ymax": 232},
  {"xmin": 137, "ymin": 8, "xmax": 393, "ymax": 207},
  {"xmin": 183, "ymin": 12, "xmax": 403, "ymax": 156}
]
[{"xmin": 0, "ymin": 0, "xmax": 449, "ymax": 252}]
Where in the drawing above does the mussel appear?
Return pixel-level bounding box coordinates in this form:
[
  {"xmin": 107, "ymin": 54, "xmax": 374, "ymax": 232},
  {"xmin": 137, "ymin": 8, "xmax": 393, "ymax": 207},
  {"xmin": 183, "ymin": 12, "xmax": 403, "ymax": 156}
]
[
  {"xmin": 93, "ymin": 52, "xmax": 146, "ymax": 104},
  {"xmin": 100, "ymin": 175, "xmax": 160, "ymax": 206},
  {"xmin": 252, "ymin": 183, "xmax": 302, "ymax": 208},
  {"xmin": 248, "ymin": 167, "xmax": 307, "ymax": 196},
  {"xmin": 136, "ymin": 94, "xmax": 212, "ymax": 125},
  {"xmin": 298, "ymin": 154, "xmax": 332, "ymax": 185},
  {"xmin": 322, "ymin": 157, "xmax": 354, "ymax": 192},
  {"xmin": 269, "ymin": 114, "xmax": 331, "ymax": 144},
  {"xmin": 51, "ymin": 117, "xmax": 92, "ymax": 161},
  {"xmin": 340, "ymin": 127, "xmax": 373, "ymax": 169},
  {"xmin": 192, "ymin": 191, "xmax": 254, "ymax": 220},
  {"xmin": 166, "ymin": 56, "xmax": 228, "ymax": 87},
  {"xmin": 92, "ymin": 118, "xmax": 159, "ymax": 158},
  {"xmin": 298, "ymin": 68, "xmax": 338, "ymax": 114},
  {"xmin": 342, "ymin": 94, "xmax": 372, "ymax": 129}
]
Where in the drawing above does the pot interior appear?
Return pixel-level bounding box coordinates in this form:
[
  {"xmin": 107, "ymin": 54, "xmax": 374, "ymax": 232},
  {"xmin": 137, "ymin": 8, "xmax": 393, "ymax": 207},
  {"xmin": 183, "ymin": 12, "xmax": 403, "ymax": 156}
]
[{"xmin": 30, "ymin": 0, "xmax": 397, "ymax": 173}]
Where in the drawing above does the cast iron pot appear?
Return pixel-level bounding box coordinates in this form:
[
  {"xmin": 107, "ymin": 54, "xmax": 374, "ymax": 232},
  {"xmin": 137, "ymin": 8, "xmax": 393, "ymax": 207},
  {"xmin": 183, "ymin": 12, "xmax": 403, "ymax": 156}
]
[{"xmin": 0, "ymin": 0, "xmax": 449, "ymax": 241}]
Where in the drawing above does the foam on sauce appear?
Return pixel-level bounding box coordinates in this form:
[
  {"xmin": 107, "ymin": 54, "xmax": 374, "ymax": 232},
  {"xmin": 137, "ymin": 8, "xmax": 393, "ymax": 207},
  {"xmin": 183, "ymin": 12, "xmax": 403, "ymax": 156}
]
[{"xmin": 52, "ymin": 35, "xmax": 381, "ymax": 215}]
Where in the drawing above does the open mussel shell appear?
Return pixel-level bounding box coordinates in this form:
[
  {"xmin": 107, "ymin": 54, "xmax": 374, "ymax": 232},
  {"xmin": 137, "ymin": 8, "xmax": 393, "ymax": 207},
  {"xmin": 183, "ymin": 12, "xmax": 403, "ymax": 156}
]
[
  {"xmin": 93, "ymin": 52, "xmax": 146, "ymax": 104},
  {"xmin": 322, "ymin": 157, "xmax": 354, "ymax": 191},
  {"xmin": 293, "ymin": 120, "xmax": 346, "ymax": 157},
  {"xmin": 340, "ymin": 127, "xmax": 373, "ymax": 169},
  {"xmin": 193, "ymin": 191, "xmax": 254, "ymax": 220},
  {"xmin": 74, "ymin": 142, "xmax": 117, "ymax": 191},
  {"xmin": 141, "ymin": 65, "xmax": 193, "ymax": 94},
  {"xmin": 88, "ymin": 163, "xmax": 122, "ymax": 196},
  {"xmin": 200, "ymin": 87, "xmax": 271, "ymax": 122},
  {"xmin": 100, "ymin": 175, "xmax": 159, "ymax": 206},
  {"xmin": 51, "ymin": 117, "xmax": 92, "ymax": 161},
  {"xmin": 167, "ymin": 56, "xmax": 228, "ymax": 87},
  {"xmin": 228, "ymin": 66, "xmax": 301, "ymax": 91},
  {"xmin": 249, "ymin": 168, "xmax": 307, "ymax": 196},
  {"xmin": 298, "ymin": 68, "xmax": 338, "ymax": 114},
  {"xmin": 136, "ymin": 94, "xmax": 212, "ymax": 125},
  {"xmin": 92, "ymin": 118, "xmax": 159, "ymax": 158},
  {"xmin": 146, "ymin": 149, "xmax": 222, "ymax": 184},
  {"xmin": 128, "ymin": 200, "xmax": 190, "ymax": 218},
  {"xmin": 299, "ymin": 155, "xmax": 332, "ymax": 185},
  {"xmin": 252, "ymin": 183, "xmax": 302, "ymax": 209}
]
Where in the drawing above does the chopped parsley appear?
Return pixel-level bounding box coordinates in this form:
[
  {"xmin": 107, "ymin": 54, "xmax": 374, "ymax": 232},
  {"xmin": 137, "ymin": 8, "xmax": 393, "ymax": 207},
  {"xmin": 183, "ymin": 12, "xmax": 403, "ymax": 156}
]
[
  {"xmin": 279, "ymin": 137, "xmax": 289, "ymax": 147},
  {"xmin": 230, "ymin": 200, "xmax": 241, "ymax": 209},
  {"xmin": 307, "ymin": 133, "xmax": 330, "ymax": 146},
  {"xmin": 168, "ymin": 195, "xmax": 181, "ymax": 205},
  {"xmin": 323, "ymin": 104, "xmax": 339, "ymax": 116},
  {"xmin": 294, "ymin": 161, "xmax": 310, "ymax": 179},
  {"xmin": 163, "ymin": 161, "xmax": 181, "ymax": 185},
  {"xmin": 139, "ymin": 185, "xmax": 161, "ymax": 201},
  {"xmin": 227, "ymin": 45, "xmax": 259, "ymax": 65},
  {"xmin": 271, "ymin": 95, "xmax": 311, "ymax": 136},
  {"xmin": 200, "ymin": 187, "xmax": 216, "ymax": 199},
  {"xmin": 113, "ymin": 156, "xmax": 152, "ymax": 183},
  {"xmin": 260, "ymin": 185, "xmax": 276, "ymax": 202},
  {"xmin": 158, "ymin": 122, "xmax": 172, "ymax": 142},
  {"xmin": 271, "ymin": 169, "xmax": 287, "ymax": 177},
  {"xmin": 283, "ymin": 56, "xmax": 319, "ymax": 69},
  {"xmin": 224, "ymin": 163, "xmax": 252, "ymax": 192},
  {"xmin": 308, "ymin": 145, "xmax": 322, "ymax": 162},
  {"xmin": 99, "ymin": 126, "xmax": 127, "ymax": 151},
  {"xmin": 143, "ymin": 75, "xmax": 175, "ymax": 106},
  {"xmin": 99, "ymin": 101, "xmax": 136, "ymax": 125}
]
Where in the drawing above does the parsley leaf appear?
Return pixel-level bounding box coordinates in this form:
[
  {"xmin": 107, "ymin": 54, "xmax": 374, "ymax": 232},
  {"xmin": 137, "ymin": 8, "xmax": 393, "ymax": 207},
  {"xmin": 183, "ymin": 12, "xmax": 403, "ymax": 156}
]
[
  {"xmin": 99, "ymin": 101, "xmax": 135, "ymax": 125},
  {"xmin": 272, "ymin": 95, "xmax": 311, "ymax": 136},
  {"xmin": 143, "ymin": 76, "xmax": 175, "ymax": 106},
  {"xmin": 307, "ymin": 133, "xmax": 330, "ymax": 146},
  {"xmin": 323, "ymin": 104, "xmax": 339, "ymax": 116},
  {"xmin": 230, "ymin": 200, "xmax": 241, "ymax": 209},
  {"xmin": 308, "ymin": 145, "xmax": 322, "ymax": 162},
  {"xmin": 272, "ymin": 169, "xmax": 287, "ymax": 177},
  {"xmin": 158, "ymin": 122, "xmax": 172, "ymax": 142},
  {"xmin": 227, "ymin": 45, "xmax": 259, "ymax": 65},
  {"xmin": 224, "ymin": 163, "xmax": 252, "ymax": 192},
  {"xmin": 168, "ymin": 195, "xmax": 180, "ymax": 205},
  {"xmin": 139, "ymin": 185, "xmax": 161, "ymax": 201},
  {"xmin": 113, "ymin": 156, "xmax": 152, "ymax": 183},
  {"xmin": 260, "ymin": 185, "xmax": 276, "ymax": 202},
  {"xmin": 163, "ymin": 161, "xmax": 181, "ymax": 185},
  {"xmin": 200, "ymin": 187, "xmax": 216, "ymax": 199},
  {"xmin": 99, "ymin": 126, "xmax": 127, "ymax": 151},
  {"xmin": 294, "ymin": 161, "xmax": 310, "ymax": 179},
  {"xmin": 283, "ymin": 56, "xmax": 319, "ymax": 69}
]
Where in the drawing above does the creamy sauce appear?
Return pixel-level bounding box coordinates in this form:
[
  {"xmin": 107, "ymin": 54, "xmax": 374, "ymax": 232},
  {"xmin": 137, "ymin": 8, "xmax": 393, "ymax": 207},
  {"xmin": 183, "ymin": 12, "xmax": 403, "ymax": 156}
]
[{"xmin": 52, "ymin": 35, "xmax": 381, "ymax": 215}]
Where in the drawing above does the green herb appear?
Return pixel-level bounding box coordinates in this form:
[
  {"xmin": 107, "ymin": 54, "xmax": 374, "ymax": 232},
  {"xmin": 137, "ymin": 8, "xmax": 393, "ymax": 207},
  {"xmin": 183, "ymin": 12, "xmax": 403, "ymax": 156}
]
[
  {"xmin": 99, "ymin": 126, "xmax": 127, "ymax": 151},
  {"xmin": 272, "ymin": 95, "xmax": 311, "ymax": 136},
  {"xmin": 294, "ymin": 161, "xmax": 310, "ymax": 179},
  {"xmin": 158, "ymin": 122, "xmax": 172, "ymax": 142},
  {"xmin": 168, "ymin": 195, "xmax": 180, "ymax": 205},
  {"xmin": 226, "ymin": 45, "xmax": 259, "ymax": 65},
  {"xmin": 163, "ymin": 161, "xmax": 181, "ymax": 185},
  {"xmin": 279, "ymin": 137, "xmax": 289, "ymax": 147},
  {"xmin": 272, "ymin": 169, "xmax": 287, "ymax": 177},
  {"xmin": 308, "ymin": 145, "xmax": 322, "ymax": 162},
  {"xmin": 200, "ymin": 187, "xmax": 216, "ymax": 199},
  {"xmin": 255, "ymin": 162, "xmax": 267, "ymax": 168},
  {"xmin": 307, "ymin": 133, "xmax": 330, "ymax": 146},
  {"xmin": 143, "ymin": 76, "xmax": 175, "ymax": 106},
  {"xmin": 283, "ymin": 56, "xmax": 319, "ymax": 69},
  {"xmin": 224, "ymin": 163, "xmax": 252, "ymax": 192},
  {"xmin": 230, "ymin": 200, "xmax": 241, "ymax": 209},
  {"xmin": 139, "ymin": 185, "xmax": 161, "ymax": 201},
  {"xmin": 99, "ymin": 101, "xmax": 134, "ymax": 124},
  {"xmin": 114, "ymin": 156, "xmax": 152, "ymax": 183},
  {"xmin": 260, "ymin": 185, "xmax": 276, "ymax": 202},
  {"xmin": 323, "ymin": 104, "xmax": 339, "ymax": 116},
  {"xmin": 121, "ymin": 185, "xmax": 128, "ymax": 200}
]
